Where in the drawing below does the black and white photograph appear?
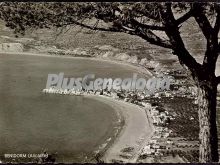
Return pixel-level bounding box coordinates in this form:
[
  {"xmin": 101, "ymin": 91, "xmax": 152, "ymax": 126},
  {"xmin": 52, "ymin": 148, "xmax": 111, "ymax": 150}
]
[{"xmin": 0, "ymin": 1, "xmax": 219, "ymax": 163}]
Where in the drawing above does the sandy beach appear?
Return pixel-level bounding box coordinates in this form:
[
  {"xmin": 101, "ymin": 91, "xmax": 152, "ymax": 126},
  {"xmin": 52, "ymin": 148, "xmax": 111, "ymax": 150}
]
[{"xmin": 86, "ymin": 95, "xmax": 154, "ymax": 163}]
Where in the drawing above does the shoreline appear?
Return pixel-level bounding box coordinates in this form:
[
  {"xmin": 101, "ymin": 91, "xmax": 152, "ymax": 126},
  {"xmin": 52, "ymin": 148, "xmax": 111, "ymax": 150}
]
[
  {"xmin": 0, "ymin": 51, "xmax": 153, "ymax": 78},
  {"xmin": 41, "ymin": 88, "xmax": 154, "ymax": 163},
  {"xmin": 1, "ymin": 51, "xmax": 154, "ymax": 163},
  {"xmin": 84, "ymin": 95, "xmax": 154, "ymax": 163}
]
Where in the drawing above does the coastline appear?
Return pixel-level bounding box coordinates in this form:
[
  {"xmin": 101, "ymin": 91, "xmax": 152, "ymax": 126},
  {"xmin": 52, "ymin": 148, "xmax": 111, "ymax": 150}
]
[
  {"xmin": 0, "ymin": 51, "xmax": 153, "ymax": 78},
  {"xmin": 86, "ymin": 95, "xmax": 154, "ymax": 163},
  {"xmin": 0, "ymin": 51, "xmax": 154, "ymax": 163}
]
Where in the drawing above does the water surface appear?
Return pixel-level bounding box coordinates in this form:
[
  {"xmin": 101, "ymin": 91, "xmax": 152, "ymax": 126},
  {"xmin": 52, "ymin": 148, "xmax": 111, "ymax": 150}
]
[{"xmin": 0, "ymin": 54, "xmax": 146, "ymax": 162}]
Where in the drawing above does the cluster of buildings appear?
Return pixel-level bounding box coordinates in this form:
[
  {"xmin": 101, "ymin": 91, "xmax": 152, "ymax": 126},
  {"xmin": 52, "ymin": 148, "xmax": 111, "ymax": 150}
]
[
  {"xmin": 142, "ymin": 127, "xmax": 174, "ymax": 156},
  {"xmin": 150, "ymin": 106, "xmax": 174, "ymax": 126},
  {"xmin": 42, "ymin": 86, "xmax": 176, "ymax": 104},
  {"xmin": 140, "ymin": 102, "xmax": 175, "ymax": 157},
  {"xmin": 138, "ymin": 69, "xmax": 199, "ymax": 160},
  {"xmin": 42, "ymin": 69, "xmax": 199, "ymax": 160}
]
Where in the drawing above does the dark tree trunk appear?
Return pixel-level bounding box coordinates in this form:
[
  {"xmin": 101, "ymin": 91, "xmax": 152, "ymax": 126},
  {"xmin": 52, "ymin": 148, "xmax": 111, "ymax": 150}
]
[{"xmin": 197, "ymin": 81, "xmax": 219, "ymax": 162}]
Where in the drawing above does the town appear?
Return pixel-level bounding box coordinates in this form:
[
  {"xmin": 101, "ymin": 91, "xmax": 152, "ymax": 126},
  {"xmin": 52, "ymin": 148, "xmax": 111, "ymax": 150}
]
[{"xmin": 43, "ymin": 68, "xmax": 200, "ymax": 162}]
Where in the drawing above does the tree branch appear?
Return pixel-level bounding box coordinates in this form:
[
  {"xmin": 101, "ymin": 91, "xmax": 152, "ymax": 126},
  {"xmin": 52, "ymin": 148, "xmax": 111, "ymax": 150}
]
[
  {"xmin": 67, "ymin": 20, "xmax": 120, "ymax": 32},
  {"xmin": 134, "ymin": 9, "xmax": 161, "ymax": 21},
  {"xmin": 136, "ymin": 28, "xmax": 172, "ymax": 49},
  {"xmin": 160, "ymin": 3, "xmax": 202, "ymax": 76},
  {"xmin": 193, "ymin": 4, "xmax": 220, "ymax": 73},
  {"xmin": 120, "ymin": 25, "xmax": 172, "ymax": 49},
  {"xmin": 64, "ymin": 17, "xmax": 171, "ymax": 49},
  {"xmin": 192, "ymin": 4, "xmax": 214, "ymax": 39},
  {"xmin": 130, "ymin": 18, "xmax": 166, "ymax": 31},
  {"xmin": 214, "ymin": 5, "xmax": 220, "ymax": 35},
  {"xmin": 176, "ymin": 10, "xmax": 193, "ymax": 25},
  {"xmin": 121, "ymin": 25, "xmax": 135, "ymax": 32}
]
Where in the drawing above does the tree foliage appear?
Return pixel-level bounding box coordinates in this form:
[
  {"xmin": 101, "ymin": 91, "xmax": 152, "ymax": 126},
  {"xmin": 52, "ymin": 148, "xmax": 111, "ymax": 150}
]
[
  {"xmin": 0, "ymin": 3, "xmax": 219, "ymax": 58},
  {"xmin": 2, "ymin": 1, "xmax": 215, "ymax": 86}
]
